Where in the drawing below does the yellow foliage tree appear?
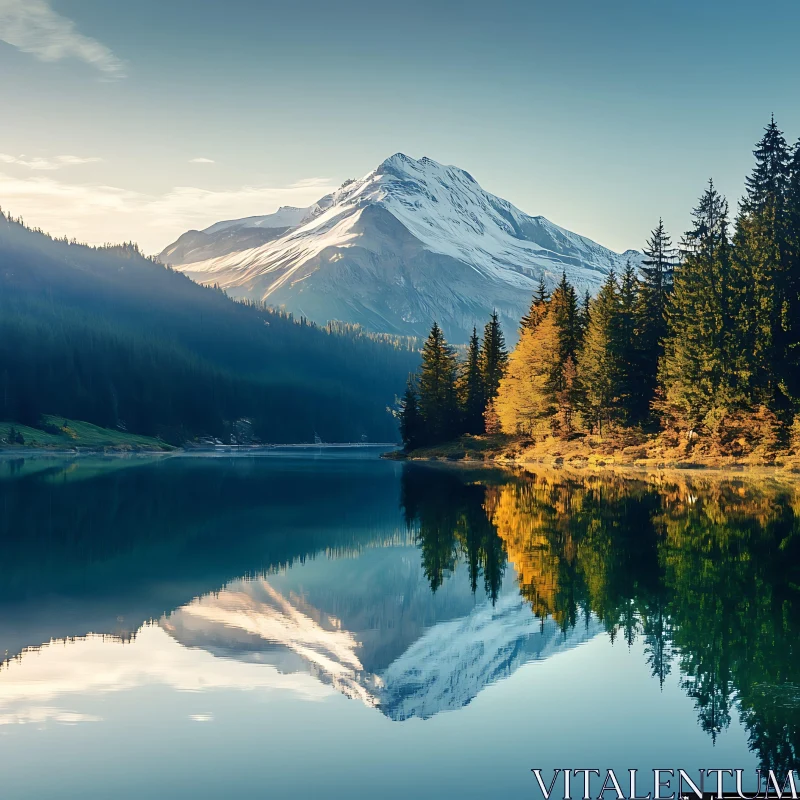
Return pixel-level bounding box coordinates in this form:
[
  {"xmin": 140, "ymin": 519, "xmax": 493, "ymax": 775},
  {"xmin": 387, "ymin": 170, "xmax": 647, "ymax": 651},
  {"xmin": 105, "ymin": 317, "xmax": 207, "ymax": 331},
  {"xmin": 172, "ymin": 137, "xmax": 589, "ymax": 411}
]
[{"xmin": 495, "ymin": 311, "xmax": 561, "ymax": 435}]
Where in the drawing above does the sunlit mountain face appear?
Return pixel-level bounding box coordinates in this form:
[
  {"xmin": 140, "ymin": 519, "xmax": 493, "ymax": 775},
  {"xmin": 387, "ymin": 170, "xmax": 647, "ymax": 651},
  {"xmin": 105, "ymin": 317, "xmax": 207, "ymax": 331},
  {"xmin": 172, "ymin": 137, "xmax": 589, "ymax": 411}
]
[
  {"xmin": 162, "ymin": 154, "xmax": 642, "ymax": 342},
  {"xmin": 161, "ymin": 565, "xmax": 600, "ymax": 721},
  {"xmin": 2, "ymin": 452, "xmax": 800, "ymax": 785}
]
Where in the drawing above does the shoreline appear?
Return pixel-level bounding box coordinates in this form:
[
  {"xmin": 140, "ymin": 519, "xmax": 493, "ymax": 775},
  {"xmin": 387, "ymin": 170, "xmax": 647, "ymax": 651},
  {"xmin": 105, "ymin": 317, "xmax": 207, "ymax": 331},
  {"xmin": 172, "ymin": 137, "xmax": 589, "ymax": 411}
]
[{"xmin": 386, "ymin": 433, "xmax": 800, "ymax": 477}]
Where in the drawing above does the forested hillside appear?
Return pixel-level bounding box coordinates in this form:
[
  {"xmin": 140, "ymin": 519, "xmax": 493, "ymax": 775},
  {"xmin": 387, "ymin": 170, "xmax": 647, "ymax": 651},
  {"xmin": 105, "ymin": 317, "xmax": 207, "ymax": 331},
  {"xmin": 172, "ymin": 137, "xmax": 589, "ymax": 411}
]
[{"xmin": 0, "ymin": 214, "xmax": 419, "ymax": 443}]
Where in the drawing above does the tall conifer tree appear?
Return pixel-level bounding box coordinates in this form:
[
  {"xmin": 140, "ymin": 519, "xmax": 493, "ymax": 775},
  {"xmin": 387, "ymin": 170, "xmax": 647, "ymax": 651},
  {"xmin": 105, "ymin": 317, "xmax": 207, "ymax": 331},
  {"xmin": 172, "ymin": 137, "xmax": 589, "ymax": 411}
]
[
  {"xmin": 418, "ymin": 322, "xmax": 459, "ymax": 443},
  {"xmin": 399, "ymin": 376, "xmax": 423, "ymax": 449},
  {"xmin": 577, "ymin": 272, "xmax": 622, "ymax": 434},
  {"xmin": 785, "ymin": 139, "xmax": 800, "ymax": 400},
  {"xmin": 480, "ymin": 311, "xmax": 509, "ymax": 401},
  {"xmin": 578, "ymin": 290, "xmax": 592, "ymax": 340},
  {"xmin": 618, "ymin": 262, "xmax": 641, "ymax": 422},
  {"xmin": 636, "ymin": 220, "xmax": 678, "ymax": 420},
  {"xmin": 660, "ymin": 181, "xmax": 737, "ymax": 428},
  {"xmin": 459, "ymin": 327, "xmax": 486, "ymax": 434},
  {"xmin": 549, "ymin": 271, "xmax": 582, "ymax": 363},
  {"xmin": 545, "ymin": 272, "xmax": 583, "ymax": 427},
  {"xmin": 734, "ymin": 116, "xmax": 792, "ymax": 406}
]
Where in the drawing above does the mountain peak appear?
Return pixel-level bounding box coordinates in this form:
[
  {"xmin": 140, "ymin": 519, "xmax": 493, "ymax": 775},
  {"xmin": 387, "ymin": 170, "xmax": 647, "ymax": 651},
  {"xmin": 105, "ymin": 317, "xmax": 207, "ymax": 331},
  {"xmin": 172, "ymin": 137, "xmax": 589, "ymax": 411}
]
[
  {"xmin": 376, "ymin": 152, "xmax": 477, "ymax": 185},
  {"xmin": 164, "ymin": 154, "xmax": 641, "ymax": 341},
  {"xmin": 379, "ymin": 152, "xmax": 415, "ymax": 169}
]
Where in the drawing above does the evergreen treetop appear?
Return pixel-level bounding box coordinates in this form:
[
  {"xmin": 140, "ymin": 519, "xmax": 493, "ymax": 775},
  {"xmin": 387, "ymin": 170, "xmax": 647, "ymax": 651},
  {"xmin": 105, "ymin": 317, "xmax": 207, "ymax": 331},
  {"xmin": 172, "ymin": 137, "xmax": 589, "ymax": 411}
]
[
  {"xmin": 549, "ymin": 271, "xmax": 581, "ymax": 364},
  {"xmin": 520, "ymin": 278, "xmax": 550, "ymax": 334},
  {"xmin": 458, "ymin": 327, "xmax": 486, "ymax": 434},
  {"xmin": 634, "ymin": 220, "xmax": 678, "ymax": 422},
  {"xmin": 640, "ymin": 218, "xmax": 678, "ymax": 302},
  {"xmin": 744, "ymin": 115, "xmax": 790, "ymax": 214},
  {"xmin": 577, "ymin": 271, "xmax": 622, "ymax": 434},
  {"xmin": 480, "ymin": 311, "xmax": 509, "ymax": 401},
  {"xmin": 578, "ymin": 290, "xmax": 591, "ymax": 338},
  {"xmin": 733, "ymin": 118, "xmax": 794, "ymax": 407},
  {"xmin": 418, "ymin": 322, "xmax": 459, "ymax": 443},
  {"xmin": 662, "ymin": 181, "xmax": 738, "ymax": 426}
]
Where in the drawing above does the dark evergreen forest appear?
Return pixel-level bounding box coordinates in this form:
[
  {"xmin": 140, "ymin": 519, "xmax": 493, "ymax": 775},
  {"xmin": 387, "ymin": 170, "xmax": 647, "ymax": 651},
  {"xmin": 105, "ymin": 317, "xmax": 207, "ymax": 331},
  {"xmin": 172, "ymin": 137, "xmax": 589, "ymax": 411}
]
[{"xmin": 0, "ymin": 213, "xmax": 419, "ymax": 443}]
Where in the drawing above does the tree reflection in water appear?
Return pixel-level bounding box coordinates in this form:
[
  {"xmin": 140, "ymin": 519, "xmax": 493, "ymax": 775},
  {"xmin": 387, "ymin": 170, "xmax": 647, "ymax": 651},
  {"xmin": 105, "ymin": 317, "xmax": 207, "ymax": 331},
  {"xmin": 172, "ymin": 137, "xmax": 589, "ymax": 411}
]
[{"xmin": 402, "ymin": 464, "xmax": 800, "ymax": 772}]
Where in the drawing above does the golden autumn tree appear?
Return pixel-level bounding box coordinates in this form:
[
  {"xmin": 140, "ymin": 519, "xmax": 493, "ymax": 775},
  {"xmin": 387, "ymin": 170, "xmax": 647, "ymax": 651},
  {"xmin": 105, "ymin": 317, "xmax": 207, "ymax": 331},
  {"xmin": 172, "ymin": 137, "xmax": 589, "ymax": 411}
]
[{"xmin": 495, "ymin": 311, "xmax": 561, "ymax": 435}]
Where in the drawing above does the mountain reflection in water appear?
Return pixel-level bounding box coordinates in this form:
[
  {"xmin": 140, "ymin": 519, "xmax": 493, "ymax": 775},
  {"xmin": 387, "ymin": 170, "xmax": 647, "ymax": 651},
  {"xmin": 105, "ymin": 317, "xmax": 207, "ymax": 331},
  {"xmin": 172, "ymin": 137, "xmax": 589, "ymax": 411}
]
[{"xmin": 1, "ymin": 453, "xmax": 800, "ymax": 774}]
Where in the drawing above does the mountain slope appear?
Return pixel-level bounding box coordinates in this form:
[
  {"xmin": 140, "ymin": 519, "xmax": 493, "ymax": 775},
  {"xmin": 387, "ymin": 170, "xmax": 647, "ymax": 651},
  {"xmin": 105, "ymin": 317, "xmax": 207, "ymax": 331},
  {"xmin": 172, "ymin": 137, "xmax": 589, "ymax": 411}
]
[
  {"xmin": 162, "ymin": 154, "xmax": 641, "ymax": 341},
  {"xmin": 0, "ymin": 212, "xmax": 418, "ymax": 442},
  {"xmin": 163, "ymin": 558, "xmax": 601, "ymax": 721}
]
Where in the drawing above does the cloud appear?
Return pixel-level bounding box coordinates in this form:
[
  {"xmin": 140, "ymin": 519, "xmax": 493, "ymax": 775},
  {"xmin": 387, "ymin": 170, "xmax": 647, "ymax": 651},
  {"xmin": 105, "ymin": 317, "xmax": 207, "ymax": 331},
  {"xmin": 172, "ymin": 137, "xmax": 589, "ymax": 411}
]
[
  {"xmin": 0, "ymin": 171, "xmax": 337, "ymax": 252},
  {"xmin": 189, "ymin": 158, "xmax": 215, "ymax": 164},
  {"xmin": 0, "ymin": 0, "xmax": 125, "ymax": 78},
  {"xmin": 0, "ymin": 153, "xmax": 101, "ymax": 170}
]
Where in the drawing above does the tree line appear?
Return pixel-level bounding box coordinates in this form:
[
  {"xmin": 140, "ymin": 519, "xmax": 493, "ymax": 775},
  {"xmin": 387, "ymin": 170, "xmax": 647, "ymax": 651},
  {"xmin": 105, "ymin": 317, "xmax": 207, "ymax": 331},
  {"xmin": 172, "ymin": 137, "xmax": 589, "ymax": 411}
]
[
  {"xmin": 400, "ymin": 117, "xmax": 800, "ymax": 450},
  {"xmin": 399, "ymin": 312, "xmax": 509, "ymax": 448}
]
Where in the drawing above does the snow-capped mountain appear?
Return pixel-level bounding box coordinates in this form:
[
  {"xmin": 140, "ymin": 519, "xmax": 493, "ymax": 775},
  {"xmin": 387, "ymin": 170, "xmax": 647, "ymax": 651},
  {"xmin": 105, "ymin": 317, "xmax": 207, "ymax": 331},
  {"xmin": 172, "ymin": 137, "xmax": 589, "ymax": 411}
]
[
  {"xmin": 161, "ymin": 154, "xmax": 640, "ymax": 342},
  {"xmin": 161, "ymin": 546, "xmax": 602, "ymax": 721}
]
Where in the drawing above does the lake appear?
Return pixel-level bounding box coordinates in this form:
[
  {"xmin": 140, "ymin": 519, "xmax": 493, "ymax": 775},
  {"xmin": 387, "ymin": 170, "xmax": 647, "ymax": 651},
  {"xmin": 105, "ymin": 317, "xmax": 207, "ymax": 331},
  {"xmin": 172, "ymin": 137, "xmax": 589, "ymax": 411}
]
[{"xmin": 0, "ymin": 450, "xmax": 798, "ymax": 799}]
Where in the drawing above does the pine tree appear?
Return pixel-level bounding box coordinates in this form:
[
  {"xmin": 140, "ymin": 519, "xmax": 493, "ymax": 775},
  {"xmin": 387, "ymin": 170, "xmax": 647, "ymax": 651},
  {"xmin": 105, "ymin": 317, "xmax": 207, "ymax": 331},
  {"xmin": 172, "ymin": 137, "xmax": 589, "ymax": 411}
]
[
  {"xmin": 549, "ymin": 271, "xmax": 582, "ymax": 363},
  {"xmin": 744, "ymin": 115, "xmax": 790, "ymax": 212},
  {"xmin": 520, "ymin": 278, "xmax": 549, "ymax": 334},
  {"xmin": 660, "ymin": 181, "xmax": 738, "ymax": 429},
  {"xmin": 399, "ymin": 376, "xmax": 423, "ymax": 449},
  {"xmin": 480, "ymin": 311, "xmax": 509, "ymax": 401},
  {"xmin": 577, "ymin": 271, "xmax": 622, "ymax": 434},
  {"xmin": 635, "ymin": 220, "xmax": 678, "ymax": 420},
  {"xmin": 555, "ymin": 355, "xmax": 579, "ymax": 436},
  {"xmin": 418, "ymin": 322, "xmax": 459, "ymax": 444},
  {"xmin": 734, "ymin": 116, "xmax": 792, "ymax": 406},
  {"xmin": 547, "ymin": 272, "xmax": 583, "ymax": 428},
  {"xmin": 785, "ymin": 139, "xmax": 800, "ymax": 401},
  {"xmin": 458, "ymin": 327, "xmax": 485, "ymax": 434},
  {"xmin": 640, "ymin": 218, "xmax": 678, "ymax": 302},
  {"xmin": 578, "ymin": 290, "xmax": 591, "ymax": 340},
  {"xmin": 618, "ymin": 261, "xmax": 642, "ymax": 422}
]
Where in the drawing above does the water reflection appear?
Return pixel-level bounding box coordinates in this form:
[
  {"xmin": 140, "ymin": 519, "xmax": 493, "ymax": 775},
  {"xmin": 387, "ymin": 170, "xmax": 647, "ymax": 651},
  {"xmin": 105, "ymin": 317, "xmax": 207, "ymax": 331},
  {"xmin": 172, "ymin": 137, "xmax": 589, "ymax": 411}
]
[
  {"xmin": 404, "ymin": 464, "xmax": 800, "ymax": 771},
  {"xmin": 1, "ymin": 454, "xmax": 800, "ymax": 775}
]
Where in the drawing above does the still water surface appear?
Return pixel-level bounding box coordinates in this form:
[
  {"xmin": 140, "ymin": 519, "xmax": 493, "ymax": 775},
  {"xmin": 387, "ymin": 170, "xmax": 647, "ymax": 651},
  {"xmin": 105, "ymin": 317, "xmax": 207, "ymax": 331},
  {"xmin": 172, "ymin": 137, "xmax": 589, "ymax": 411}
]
[{"xmin": 0, "ymin": 451, "xmax": 798, "ymax": 798}]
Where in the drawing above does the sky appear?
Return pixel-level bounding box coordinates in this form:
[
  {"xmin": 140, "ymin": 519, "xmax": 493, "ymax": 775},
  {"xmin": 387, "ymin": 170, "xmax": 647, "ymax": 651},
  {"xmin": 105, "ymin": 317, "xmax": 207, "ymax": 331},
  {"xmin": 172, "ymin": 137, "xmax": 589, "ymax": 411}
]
[{"xmin": 1, "ymin": 0, "xmax": 799, "ymax": 255}]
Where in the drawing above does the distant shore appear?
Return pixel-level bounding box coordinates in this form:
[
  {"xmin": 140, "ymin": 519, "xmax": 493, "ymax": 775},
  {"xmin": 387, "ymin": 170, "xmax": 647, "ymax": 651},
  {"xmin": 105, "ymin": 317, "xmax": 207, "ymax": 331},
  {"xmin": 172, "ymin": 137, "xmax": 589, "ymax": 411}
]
[{"xmin": 0, "ymin": 441, "xmax": 401, "ymax": 457}]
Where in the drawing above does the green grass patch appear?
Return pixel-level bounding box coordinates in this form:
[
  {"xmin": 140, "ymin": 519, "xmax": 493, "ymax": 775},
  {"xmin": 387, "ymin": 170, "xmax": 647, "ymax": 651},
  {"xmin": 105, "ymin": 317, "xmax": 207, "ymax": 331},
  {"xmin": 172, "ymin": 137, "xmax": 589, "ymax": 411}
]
[{"xmin": 0, "ymin": 415, "xmax": 173, "ymax": 451}]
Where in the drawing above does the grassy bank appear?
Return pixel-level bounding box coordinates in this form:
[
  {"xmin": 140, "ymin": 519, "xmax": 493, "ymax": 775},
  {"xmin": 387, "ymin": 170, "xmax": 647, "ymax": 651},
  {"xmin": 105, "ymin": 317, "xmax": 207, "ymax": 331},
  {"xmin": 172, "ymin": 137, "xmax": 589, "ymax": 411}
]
[
  {"xmin": 0, "ymin": 416, "xmax": 173, "ymax": 452},
  {"xmin": 389, "ymin": 429, "xmax": 800, "ymax": 472}
]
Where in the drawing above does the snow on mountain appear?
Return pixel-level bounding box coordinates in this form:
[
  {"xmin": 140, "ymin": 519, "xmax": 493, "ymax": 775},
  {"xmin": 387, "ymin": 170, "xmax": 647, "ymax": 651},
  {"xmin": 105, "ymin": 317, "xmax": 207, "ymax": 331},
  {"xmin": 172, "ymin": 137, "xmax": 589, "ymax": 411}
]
[
  {"xmin": 162, "ymin": 549, "xmax": 602, "ymax": 721},
  {"xmin": 378, "ymin": 594, "xmax": 600, "ymax": 721},
  {"xmin": 162, "ymin": 154, "xmax": 641, "ymax": 341}
]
